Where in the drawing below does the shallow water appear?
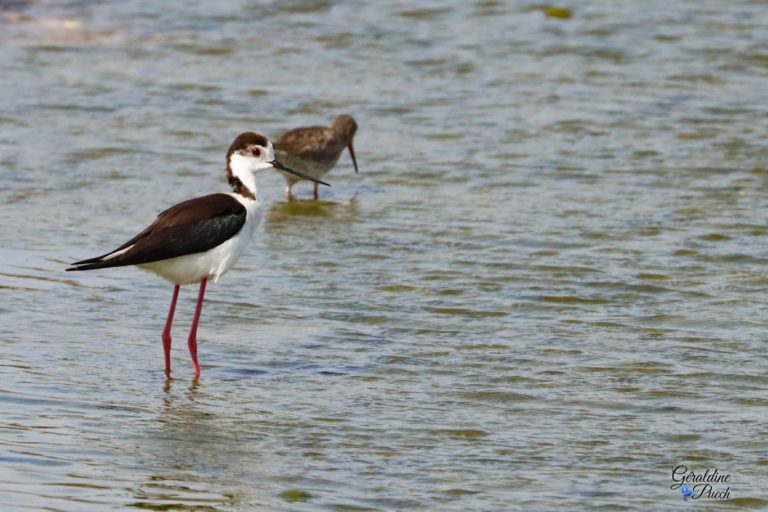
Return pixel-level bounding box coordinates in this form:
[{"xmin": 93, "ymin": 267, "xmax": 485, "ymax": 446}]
[{"xmin": 2, "ymin": 1, "xmax": 768, "ymax": 510}]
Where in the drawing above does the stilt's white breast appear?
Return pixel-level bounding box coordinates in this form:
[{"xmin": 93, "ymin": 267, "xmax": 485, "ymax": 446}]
[{"xmin": 138, "ymin": 193, "xmax": 263, "ymax": 285}]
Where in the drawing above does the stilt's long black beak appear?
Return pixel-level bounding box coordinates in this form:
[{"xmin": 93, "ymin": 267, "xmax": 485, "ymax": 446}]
[
  {"xmin": 270, "ymin": 160, "xmax": 330, "ymax": 186},
  {"xmin": 348, "ymin": 141, "xmax": 359, "ymax": 173}
]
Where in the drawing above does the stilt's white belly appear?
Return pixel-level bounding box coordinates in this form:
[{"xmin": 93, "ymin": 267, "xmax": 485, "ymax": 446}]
[{"xmin": 138, "ymin": 195, "xmax": 262, "ymax": 285}]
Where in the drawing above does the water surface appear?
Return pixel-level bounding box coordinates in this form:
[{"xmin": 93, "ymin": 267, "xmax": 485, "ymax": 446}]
[{"xmin": 1, "ymin": 1, "xmax": 768, "ymax": 510}]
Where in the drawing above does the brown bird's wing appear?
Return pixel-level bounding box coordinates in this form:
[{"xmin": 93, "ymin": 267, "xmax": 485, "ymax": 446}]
[
  {"xmin": 274, "ymin": 126, "xmax": 340, "ymax": 162},
  {"xmin": 67, "ymin": 193, "xmax": 246, "ymax": 271}
]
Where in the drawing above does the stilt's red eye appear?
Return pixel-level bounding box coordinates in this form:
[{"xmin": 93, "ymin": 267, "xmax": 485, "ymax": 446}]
[{"xmin": 251, "ymin": 148, "xmax": 261, "ymax": 157}]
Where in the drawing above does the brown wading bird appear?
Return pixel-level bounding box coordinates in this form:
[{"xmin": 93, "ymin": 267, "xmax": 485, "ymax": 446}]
[
  {"xmin": 66, "ymin": 132, "xmax": 329, "ymax": 379},
  {"xmin": 273, "ymin": 114, "xmax": 359, "ymax": 200}
]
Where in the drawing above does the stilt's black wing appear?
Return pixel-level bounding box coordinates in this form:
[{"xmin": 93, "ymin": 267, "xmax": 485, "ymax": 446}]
[{"xmin": 67, "ymin": 193, "xmax": 246, "ymax": 271}]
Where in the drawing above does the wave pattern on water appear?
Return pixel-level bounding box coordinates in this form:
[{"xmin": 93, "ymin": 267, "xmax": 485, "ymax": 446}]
[{"xmin": 1, "ymin": 1, "xmax": 768, "ymax": 510}]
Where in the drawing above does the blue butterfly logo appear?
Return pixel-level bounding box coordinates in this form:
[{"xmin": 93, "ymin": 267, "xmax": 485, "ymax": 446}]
[{"xmin": 680, "ymin": 485, "xmax": 694, "ymax": 501}]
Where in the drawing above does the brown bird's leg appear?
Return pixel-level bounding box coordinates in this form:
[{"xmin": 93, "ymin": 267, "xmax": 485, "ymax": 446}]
[
  {"xmin": 285, "ymin": 184, "xmax": 293, "ymax": 201},
  {"xmin": 313, "ymin": 182, "xmax": 319, "ymax": 200},
  {"xmin": 188, "ymin": 278, "xmax": 207, "ymax": 380},
  {"xmin": 162, "ymin": 285, "xmax": 180, "ymax": 377}
]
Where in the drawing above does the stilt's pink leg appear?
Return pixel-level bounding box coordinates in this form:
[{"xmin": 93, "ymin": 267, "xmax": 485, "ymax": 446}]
[
  {"xmin": 313, "ymin": 182, "xmax": 319, "ymax": 200},
  {"xmin": 285, "ymin": 185, "xmax": 293, "ymax": 201},
  {"xmin": 188, "ymin": 278, "xmax": 207, "ymax": 379},
  {"xmin": 162, "ymin": 285, "xmax": 180, "ymax": 377}
]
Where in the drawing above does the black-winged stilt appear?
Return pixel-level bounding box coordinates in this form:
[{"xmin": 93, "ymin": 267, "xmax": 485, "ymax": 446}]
[{"xmin": 67, "ymin": 132, "xmax": 329, "ymax": 379}]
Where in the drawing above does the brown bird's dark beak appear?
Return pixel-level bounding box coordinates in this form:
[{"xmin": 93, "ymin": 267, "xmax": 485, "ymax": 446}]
[
  {"xmin": 348, "ymin": 141, "xmax": 359, "ymax": 173},
  {"xmin": 270, "ymin": 160, "xmax": 330, "ymax": 186}
]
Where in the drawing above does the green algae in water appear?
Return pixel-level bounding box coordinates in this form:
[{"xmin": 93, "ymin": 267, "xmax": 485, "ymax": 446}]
[
  {"xmin": 540, "ymin": 295, "xmax": 611, "ymax": 305},
  {"xmin": 427, "ymin": 307, "xmax": 508, "ymax": 318},
  {"xmin": 378, "ymin": 284, "xmax": 419, "ymax": 292},
  {"xmin": 541, "ymin": 6, "xmax": 572, "ymax": 19},
  {"xmin": 444, "ymin": 488, "xmax": 480, "ymax": 495},
  {"xmin": 699, "ymin": 233, "xmax": 730, "ymax": 241},
  {"xmin": 636, "ymin": 273, "xmax": 670, "ymax": 281},
  {"xmin": 436, "ymin": 429, "xmax": 489, "ymax": 439},
  {"xmin": 280, "ymin": 490, "xmax": 312, "ymax": 503}
]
